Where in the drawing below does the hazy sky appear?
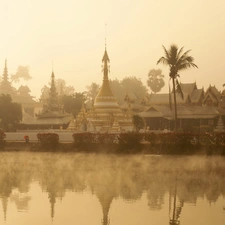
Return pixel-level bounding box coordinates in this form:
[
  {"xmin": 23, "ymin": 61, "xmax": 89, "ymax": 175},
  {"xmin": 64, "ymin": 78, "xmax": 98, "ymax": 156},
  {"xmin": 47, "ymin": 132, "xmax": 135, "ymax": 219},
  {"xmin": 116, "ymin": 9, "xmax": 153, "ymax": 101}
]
[{"xmin": 1, "ymin": 0, "xmax": 225, "ymax": 98}]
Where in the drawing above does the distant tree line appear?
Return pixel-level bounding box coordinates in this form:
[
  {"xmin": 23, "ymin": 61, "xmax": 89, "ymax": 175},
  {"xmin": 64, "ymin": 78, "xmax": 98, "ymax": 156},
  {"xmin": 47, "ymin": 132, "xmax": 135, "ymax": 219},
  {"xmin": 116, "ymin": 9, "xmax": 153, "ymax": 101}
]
[{"xmin": 0, "ymin": 94, "xmax": 22, "ymax": 131}]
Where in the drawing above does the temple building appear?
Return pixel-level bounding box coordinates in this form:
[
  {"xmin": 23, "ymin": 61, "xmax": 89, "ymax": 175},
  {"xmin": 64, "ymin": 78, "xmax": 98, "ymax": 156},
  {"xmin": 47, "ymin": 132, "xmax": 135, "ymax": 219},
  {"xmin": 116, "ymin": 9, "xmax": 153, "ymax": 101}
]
[
  {"xmin": 203, "ymin": 85, "xmax": 222, "ymax": 107},
  {"xmin": 142, "ymin": 82, "xmax": 204, "ymax": 108},
  {"xmin": 18, "ymin": 70, "xmax": 72, "ymax": 130},
  {"xmin": 76, "ymin": 47, "xmax": 133, "ymax": 132},
  {"xmin": 139, "ymin": 82, "xmax": 225, "ymax": 132}
]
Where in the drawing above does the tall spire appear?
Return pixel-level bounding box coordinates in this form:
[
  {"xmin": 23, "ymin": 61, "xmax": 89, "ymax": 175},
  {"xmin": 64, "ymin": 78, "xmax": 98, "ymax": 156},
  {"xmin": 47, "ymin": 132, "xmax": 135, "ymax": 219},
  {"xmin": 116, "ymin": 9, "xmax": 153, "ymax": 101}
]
[
  {"xmin": 105, "ymin": 23, "xmax": 107, "ymax": 50},
  {"xmin": 0, "ymin": 59, "xmax": 16, "ymax": 97},
  {"xmin": 102, "ymin": 49, "xmax": 110, "ymax": 81},
  {"xmin": 102, "ymin": 23, "xmax": 110, "ymax": 81},
  {"xmin": 52, "ymin": 61, "xmax": 54, "ymax": 74},
  {"xmin": 48, "ymin": 68, "xmax": 59, "ymax": 112},
  {"xmin": 2, "ymin": 59, "xmax": 9, "ymax": 82},
  {"xmin": 94, "ymin": 46, "xmax": 114, "ymax": 101}
]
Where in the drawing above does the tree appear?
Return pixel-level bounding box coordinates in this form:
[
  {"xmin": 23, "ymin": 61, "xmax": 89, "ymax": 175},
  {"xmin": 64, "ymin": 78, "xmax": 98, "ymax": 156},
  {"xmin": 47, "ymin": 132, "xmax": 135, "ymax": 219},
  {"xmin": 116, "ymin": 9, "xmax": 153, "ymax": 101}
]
[
  {"xmin": 62, "ymin": 92, "xmax": 85, "ymax": 118},
  {"xmin": 121, "ymin": 77, "xmax": 148, "ymax": 102},
  {"xmin": 39, "ymin": 79, "xmax": 75, "ymax": 102},
  {"xmin": 85, "ymin": 77, "xmax": 148, "ymax": 106},
  {"xmin": 54, "ymin": 79, "xmax": 75, "ymax": 96},
  {"xmin": 109, "ymin": 79, "xmax": 126, "ymax": 105},
  {"xmin": 147, "ymin": 69, "xmax": 165, "ymax": 93},
  {"xmin": 85, "ymin": 82, "xmax": 100, "ymax": 101},
  {"xmin": 157, "ymin": 44, "xmax": 198, "ymax": 131},
  {"xmin": 0, "ymin": 94, "xmax": 22, "ymax": 131},
  {"xmin": 109, "ymin": 77, "xmax": 148, "ymax": 105},
  {"xmin": 11, "ymin": 66, "xmax": 31, "ymax": 83},
  {"xmin": 132, "ymin": 115, "xmax": 146, "ymax": 132}
]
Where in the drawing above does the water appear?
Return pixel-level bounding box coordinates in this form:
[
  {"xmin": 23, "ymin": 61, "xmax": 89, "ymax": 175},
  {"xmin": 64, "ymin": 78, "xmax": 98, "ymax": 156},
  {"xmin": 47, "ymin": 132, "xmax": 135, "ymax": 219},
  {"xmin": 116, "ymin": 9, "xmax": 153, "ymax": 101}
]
[{"xmin": 0, "ymin": 152, "xmax": 224, "ymax": 225}]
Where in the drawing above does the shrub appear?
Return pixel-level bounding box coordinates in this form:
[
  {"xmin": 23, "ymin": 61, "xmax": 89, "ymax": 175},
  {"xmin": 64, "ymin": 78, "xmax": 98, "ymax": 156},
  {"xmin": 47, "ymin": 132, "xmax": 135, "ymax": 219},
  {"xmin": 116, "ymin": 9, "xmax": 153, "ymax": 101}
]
[
  {"xmin": 145, "ymin": 132, "xmax": 158, "ymax": 146},
  {"xmin": 118, "ymin": 132, "xmax": 144, "ymax": 152},
  {"xmin": 0, "ymin": 130, "xmax": 6, "ymax": 149},
  {"xmin": 37, "ymin": 133, "xmax": 59, "ymax": 150},
  {"xmin": 72, "ymin": 132, "xmax": 118, "ymax": 151}
]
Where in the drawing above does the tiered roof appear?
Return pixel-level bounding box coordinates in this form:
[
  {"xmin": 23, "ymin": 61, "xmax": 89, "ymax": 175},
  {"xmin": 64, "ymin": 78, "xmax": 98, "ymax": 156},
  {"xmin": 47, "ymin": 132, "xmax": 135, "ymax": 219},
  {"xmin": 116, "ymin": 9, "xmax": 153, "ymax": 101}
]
[
  {"xmin": 203, "ymin": 85, "xmax": 221, "ymax": 106},
  {"xmin": 144, "ymin": 82, "xmax": 204, "ymax": 107},
  {"xmin": 139, "ymin": 105, "xmax": 225, "ymax": 120},
  {"xmin": 0, "ymin": 60, "xmax": 17, "ymax": 98}
]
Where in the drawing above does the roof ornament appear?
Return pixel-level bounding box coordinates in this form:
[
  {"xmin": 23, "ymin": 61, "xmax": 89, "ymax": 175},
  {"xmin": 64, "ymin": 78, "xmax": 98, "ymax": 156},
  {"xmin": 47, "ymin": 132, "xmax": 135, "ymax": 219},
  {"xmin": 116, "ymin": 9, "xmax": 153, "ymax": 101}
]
[
  {"xmin": 105, "ymin": 23, "xmax": 107, "ymax": 50},
  {"xmin": 52, "ymin": 61, "xmax": 54, "ymax": 77}
]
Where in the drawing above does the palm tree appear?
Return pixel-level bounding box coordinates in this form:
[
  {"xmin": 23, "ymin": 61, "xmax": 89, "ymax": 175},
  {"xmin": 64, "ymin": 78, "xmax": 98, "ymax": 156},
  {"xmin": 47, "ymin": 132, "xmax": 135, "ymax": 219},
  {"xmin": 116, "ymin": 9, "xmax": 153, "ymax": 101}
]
[{"xmin": 157, "ymin": 44, "xmax": 198, "ymax": 131}]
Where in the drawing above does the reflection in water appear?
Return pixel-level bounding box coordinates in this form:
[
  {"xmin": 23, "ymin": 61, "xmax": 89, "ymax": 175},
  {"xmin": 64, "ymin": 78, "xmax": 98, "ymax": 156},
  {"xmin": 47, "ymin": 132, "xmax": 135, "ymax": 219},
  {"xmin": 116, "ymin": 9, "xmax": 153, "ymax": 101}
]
[
  {"xmin": 10, "ymin": 193, "xmax": 31, "ymax": 212},
  {"xmin": 169, "ymin": 176, "xmax": 183, "ymax": 225},
  {"xmin": 0, "ymin": 153, "xmax": 225, "ymax": 225}
]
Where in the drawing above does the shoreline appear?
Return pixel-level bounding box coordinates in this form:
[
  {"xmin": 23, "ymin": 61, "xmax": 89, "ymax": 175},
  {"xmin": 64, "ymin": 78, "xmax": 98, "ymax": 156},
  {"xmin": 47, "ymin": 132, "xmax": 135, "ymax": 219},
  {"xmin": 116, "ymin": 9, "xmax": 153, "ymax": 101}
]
[{"xmin": 1, "ymin": 141, "xmax": 225, "ymax": 155}]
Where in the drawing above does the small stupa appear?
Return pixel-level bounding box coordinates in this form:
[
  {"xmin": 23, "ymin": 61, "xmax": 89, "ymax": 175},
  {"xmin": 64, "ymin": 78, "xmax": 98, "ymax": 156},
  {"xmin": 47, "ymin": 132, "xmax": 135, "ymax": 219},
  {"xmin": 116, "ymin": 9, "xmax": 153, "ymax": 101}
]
[
  {"xmin": 77, "ymin": 45, "xmax": 133, "ymax": 132},
  {"xmin": 214, "ymin": 116, "xmax": 225, "ymax": 132}
]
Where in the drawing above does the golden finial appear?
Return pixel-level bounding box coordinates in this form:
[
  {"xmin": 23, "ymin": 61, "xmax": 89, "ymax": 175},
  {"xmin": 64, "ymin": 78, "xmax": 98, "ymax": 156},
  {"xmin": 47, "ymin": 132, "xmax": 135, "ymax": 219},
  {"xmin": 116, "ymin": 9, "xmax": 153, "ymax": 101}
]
[{"xmin": 105, "ymin": 23, "xmax": 107, "ymax": 50}]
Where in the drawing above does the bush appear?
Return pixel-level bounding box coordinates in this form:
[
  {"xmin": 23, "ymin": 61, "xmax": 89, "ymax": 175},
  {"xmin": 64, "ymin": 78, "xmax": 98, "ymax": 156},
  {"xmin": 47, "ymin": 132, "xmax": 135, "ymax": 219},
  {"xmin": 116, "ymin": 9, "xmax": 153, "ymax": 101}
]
[
  {"xmin": 118, "ymin": 132, "xmax": 144, "ymax": 152},
  {"xmin": 72, "ymin": 132, "xmax": 118, "ymax": 151},
  {"xmin": 37, "ymin": 133, "xmax": 59, "ymax": 150},
  {"xmin": 0, "ymin": 130, "xmax": 6, "ymax": 149},
  {"xmin": 71, "ymin": 131, "xmax": 225, "ymax": 154},
  {"xmin": 144, "ymin": 132, "xmax": 159, "ymax": 147}
]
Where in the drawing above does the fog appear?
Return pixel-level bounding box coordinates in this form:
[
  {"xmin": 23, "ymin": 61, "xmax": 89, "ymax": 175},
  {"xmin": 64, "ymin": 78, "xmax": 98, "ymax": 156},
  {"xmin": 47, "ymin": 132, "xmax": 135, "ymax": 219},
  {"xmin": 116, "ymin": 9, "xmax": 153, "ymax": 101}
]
[
  {"xmin": 1, "ymin": 0, "xmax": 225, "ymax": 98},
  {"xmin": 0, "ymin": 152, "xmax": 224, "ymax": 224}
]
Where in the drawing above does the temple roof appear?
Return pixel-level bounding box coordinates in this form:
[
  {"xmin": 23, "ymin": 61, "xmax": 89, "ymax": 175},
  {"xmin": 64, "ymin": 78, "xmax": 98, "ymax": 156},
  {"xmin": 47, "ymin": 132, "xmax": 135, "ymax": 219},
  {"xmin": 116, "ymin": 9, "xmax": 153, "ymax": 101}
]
[
  {"xmin": 203, "ymin": 92, "xmax": 218, "ymax": 104},
  {"xmin": 20, "ymin": 113, "xmax": 72, "ymax": 125},
  {"xmin": 191, "ymin": 88, "xmax": 204, "ymax": 103},
  {"xmin": 179, "ymin": 82, "xmax": 197, "ymax": 94},
  {"xmin": 120, "ymin": 102, "xmax": 143, "ymax": 111},
  {"xmin": 147, "ymin": 93, "xmax": 190, "ymax": 105},
  {"xmin": 205, "ymin": 85, "xmax": 221, "ymax": 99},
  {"xmin": 139, "ymin": 105, "xmax": 224, "ymax": 119},
  {"xmin": 139, "ymin": 105, "xmax": 173, "ymax": 118},
  {"xmin": 124, "ymin": 93, "xmax": 138, "ymax": 102}
]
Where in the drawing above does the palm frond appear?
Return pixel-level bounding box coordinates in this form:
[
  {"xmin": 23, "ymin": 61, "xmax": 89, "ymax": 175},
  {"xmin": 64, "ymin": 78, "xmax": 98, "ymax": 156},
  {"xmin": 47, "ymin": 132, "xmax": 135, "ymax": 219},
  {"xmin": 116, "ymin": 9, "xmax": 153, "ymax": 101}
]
[
  {"xmin": 181, "ymin": 49, "xmax": 192, "ymax": 57},
  {"xmin": 168, "ymin": 45, "xmax": 178, "ymax": 65},
  {"xmin": 177, "ymin": 46, "xmax": 184, "ymax": 59},
  {"xmin": 178, "ymin": 61, "xmax": 198, "ymax": 71},
  {"xmin": 157, "ymin": 57, "xmax": 169, "ymax": 65},
  {"xmin": 176, "ymin": 50, "xmax": 192, "ymax": 66},
  {"xmin": 162, "ymin": 45, "xmax": 170, "ymax": 59}
]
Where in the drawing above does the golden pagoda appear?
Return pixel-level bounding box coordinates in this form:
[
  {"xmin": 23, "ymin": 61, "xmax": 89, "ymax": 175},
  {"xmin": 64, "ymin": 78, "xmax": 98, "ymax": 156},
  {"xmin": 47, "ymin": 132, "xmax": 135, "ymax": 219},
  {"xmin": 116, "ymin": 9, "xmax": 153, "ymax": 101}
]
[{"xmin": 78, "ymin": 46, "xmax": 133, "ymax": 132}]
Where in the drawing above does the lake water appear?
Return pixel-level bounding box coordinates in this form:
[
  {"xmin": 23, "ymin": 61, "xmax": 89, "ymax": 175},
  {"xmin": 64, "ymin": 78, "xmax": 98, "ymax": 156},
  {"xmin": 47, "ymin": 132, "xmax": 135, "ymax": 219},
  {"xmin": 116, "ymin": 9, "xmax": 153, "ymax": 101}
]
[{"xmin": 0, "ymin": 152, "xmax": 224, "ymax": 225}]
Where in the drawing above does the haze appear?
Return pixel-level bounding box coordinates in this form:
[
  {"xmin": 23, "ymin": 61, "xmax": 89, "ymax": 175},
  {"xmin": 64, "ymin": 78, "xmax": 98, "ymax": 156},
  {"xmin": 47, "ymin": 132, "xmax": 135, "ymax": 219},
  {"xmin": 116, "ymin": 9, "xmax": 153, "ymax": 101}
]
[{"xmin": 1, "ymin": 0, "xmax": 225, "ymax": 98}]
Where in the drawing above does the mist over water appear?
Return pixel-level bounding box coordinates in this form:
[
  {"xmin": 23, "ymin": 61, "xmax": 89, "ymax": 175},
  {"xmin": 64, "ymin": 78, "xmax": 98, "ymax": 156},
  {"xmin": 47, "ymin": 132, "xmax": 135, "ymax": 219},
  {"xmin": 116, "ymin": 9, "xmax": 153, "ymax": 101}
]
[{"xmin": 0, "ymin": 152, "xmax": 224, "ymax": 225}]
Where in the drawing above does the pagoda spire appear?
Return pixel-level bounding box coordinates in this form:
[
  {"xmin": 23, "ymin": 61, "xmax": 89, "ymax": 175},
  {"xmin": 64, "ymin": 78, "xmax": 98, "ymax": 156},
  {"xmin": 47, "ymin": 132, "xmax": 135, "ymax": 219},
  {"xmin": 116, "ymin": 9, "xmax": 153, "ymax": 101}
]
[
  {"xmin": 2, "ymin": 59, "xmax": 9, "ymax": 82},
  {"xmin": 48, "ymin": 68, "xmax": 59, "ymax": 112},
  {"xmin": 95, "ymin": 45, "xmax": 114, "ymax": 100},
  {"xmin": 102, "ymin": 48, "xmax": 110, "ymax": 81},
  {"xmin": 102, "ymin": 26, "xmax": 110, "ymax": 81}
]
